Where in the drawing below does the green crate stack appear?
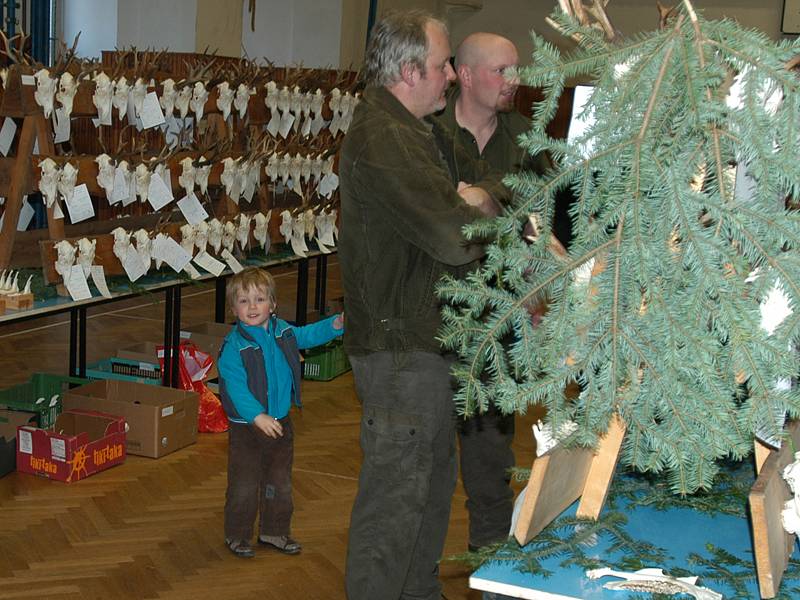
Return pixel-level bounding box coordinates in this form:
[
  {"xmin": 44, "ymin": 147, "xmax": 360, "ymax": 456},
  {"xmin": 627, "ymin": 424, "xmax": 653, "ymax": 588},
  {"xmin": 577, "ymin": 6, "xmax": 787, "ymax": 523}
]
[
  {"xmin": 0, "ymin": 373, "xmax": 89, "ymax": 428},
  {"xmin": 303, "ymin": 340, "xmax": 351, "ymax": 381}
]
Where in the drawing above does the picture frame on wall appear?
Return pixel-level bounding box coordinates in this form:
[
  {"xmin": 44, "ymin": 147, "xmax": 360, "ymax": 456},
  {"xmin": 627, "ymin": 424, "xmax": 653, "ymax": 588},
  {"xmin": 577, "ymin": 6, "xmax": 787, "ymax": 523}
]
[{"xmin": 783, "ymin": 0, "xmax": 800, "ymax": 34}]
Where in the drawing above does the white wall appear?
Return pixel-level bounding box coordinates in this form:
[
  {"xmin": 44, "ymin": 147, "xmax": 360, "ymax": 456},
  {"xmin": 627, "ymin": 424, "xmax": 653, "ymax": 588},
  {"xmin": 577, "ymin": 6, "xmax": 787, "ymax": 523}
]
[
  {"xmin": 242, "ymin": 0, "xmax": 342, "ymax": 67},
  {"xmin": 116, "ymin": 0, "xmax": 198, "ymax": 52},
  {"xmin": 61, "ymin": 0, "xmax": 118, "ymax": 59}
]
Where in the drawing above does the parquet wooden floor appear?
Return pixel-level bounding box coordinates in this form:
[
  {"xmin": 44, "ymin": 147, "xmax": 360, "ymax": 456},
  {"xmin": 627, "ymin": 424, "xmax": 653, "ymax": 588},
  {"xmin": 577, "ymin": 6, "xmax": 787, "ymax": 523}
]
[{"xmin": 0, "ymin": 258, "xmax": 538, "ymax": 599}]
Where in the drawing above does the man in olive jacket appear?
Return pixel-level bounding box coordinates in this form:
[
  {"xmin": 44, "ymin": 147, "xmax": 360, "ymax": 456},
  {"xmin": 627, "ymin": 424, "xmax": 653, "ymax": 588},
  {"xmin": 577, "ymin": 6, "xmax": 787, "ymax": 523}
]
[
  {"xmin": 432, "ymin": 32, "xmax": 551, "ymax": 551},
  {"xmin": 339, "ymin": 11, "xmax": 506, "ymax": 600}
]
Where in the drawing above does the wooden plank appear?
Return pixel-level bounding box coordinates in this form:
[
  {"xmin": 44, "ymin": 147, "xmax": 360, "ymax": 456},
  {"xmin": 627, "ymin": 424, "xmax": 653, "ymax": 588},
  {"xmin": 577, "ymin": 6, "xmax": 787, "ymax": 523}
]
[
  {"xmin": 749, "ymin": 420, "xmax": 800, "ymax": 598},
  {"xmin": 576, "ymin": 413, "xmax": 626, "ymax": 519},
  {"xmin": 513, "ymin": 446, "xmax": 594, "ymax": 545},
  {"xmin": 755, "ymin": 438, "xmax": 772, "ymax": 475}
]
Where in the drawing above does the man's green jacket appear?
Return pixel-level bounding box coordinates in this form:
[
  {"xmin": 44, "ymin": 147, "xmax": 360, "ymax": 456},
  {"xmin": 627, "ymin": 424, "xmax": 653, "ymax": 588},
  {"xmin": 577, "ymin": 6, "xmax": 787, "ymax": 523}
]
[{"xmin": 338, "ymin": 86, "xmax": 507, "ymax": 355}]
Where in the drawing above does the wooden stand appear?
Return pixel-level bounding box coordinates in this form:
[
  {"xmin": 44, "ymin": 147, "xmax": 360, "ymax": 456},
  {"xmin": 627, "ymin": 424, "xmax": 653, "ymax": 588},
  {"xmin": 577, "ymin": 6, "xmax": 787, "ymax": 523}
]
[
  {"xmin": 5, "ymin": 292, "xmax": 33, "ymax": 310},
  {"xmin": 514, "ymin": 414, "xmax": 626, "ymax": 544},
  {"xmin": 749, "ymin": 420, "xmax": 800, "ymax": 598}
]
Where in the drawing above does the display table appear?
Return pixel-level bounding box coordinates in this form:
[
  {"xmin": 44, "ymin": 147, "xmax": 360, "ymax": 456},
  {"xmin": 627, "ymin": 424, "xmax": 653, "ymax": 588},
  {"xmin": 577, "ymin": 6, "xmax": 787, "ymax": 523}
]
[
  {"xmin": 0, "ymin": 246, "xmax": 333, "ymax": 386},
  {"xmin": 470, "ymin": 483, "xmax": 797, "ymax": 599}
]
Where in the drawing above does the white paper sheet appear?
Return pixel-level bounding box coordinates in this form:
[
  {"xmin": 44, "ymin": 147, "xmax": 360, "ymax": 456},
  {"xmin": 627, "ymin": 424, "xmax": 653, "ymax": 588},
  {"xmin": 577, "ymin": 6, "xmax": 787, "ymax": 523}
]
[
  {"xmin": 140, "ymin": 91, "xmax": 166, "ymax": 129},
  {"xmin": 154, "ymin": 234, "xmax": 192, "ymax": 273},
  {"xmin": 16, "ymin": 197, "xmax": 34, "ymax": 231},
  {"xmin": 0, "ymin": 118, "xmax": 17, "ymax": 156},
  {"xmin": 147, "ymin": 174, "xmax": 174, "ymax": 211},
  {"xmin": 64, "ymin": 184, "xmax": 95, "ymax": 223},
  {"xmin": 122, "ymin": 245, "xmax": 147, "ymax": 282},
  {"xmin": 193, "ymin": 250, "xmax": 226, "ymax": 276},
  {"xmin": 90, "ymin": 265, "xmax": 113, "ymax": 298},
  {"xmin": 53, "ymin": 107, "xmax": 70, "ymax": 143},
  {"xmin": 66, "ymin": 264, "xmax": 92, "ymax": 301},
  {"xmin": 221, "ymin": 248, "xmax": 244, "ymax": 273},
  {"xmin": 177, "ymin": 192, "xmax": 209, "ymax": 225},
  {"xmin": 110, "ymin": 167, "xmax": 129, "ymax": 205}
]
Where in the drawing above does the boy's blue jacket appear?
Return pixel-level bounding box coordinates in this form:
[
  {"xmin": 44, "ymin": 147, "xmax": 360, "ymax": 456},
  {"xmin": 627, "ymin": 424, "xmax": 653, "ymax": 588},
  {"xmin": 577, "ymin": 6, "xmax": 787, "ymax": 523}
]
[{"xmin": 218, "ymin": 314, "xmax": 343, "ymax": 423}]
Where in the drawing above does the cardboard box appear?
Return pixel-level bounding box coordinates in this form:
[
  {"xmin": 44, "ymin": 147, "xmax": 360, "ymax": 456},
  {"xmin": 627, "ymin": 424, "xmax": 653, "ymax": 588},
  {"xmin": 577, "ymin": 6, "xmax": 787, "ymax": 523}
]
[
  {"xmin": 180, "ymin": 323, "xmax": 231, "ymax": 376},
  {"xmin": 63, "ymin": 379, "xmax": 199, "ymax": 458},
  {"xmin": 0, "ymin": 409, "xmax": 36, "ymax": 477},
  {"xmin": 118, "ymin": 341, "xmax": 219, "ymax": 382},
  {"xmin": 16, "ymin": 409, "xmax": 126, "ymax": 482}
]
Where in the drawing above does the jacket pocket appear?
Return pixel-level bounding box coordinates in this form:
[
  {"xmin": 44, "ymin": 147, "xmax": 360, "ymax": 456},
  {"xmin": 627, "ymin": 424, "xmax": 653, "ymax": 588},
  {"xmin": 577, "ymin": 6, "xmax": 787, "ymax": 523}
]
[{"xmin": 360, "ymin": 404, "xmax": 421, "ymax": 479}]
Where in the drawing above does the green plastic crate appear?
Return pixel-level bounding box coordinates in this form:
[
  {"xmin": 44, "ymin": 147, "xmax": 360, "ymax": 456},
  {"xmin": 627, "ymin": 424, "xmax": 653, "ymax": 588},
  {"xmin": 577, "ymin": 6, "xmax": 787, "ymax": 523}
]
[
  {"xmin": 0, "ymin": 373, "xmax": 89, "ymax": 428},
  {"xmin": 303, "ymin": 340, "xmax": 350, "ymax": 381},
  {"xmin": 86, "ymin": 357, "xmax": 162, "ymax": 386}
]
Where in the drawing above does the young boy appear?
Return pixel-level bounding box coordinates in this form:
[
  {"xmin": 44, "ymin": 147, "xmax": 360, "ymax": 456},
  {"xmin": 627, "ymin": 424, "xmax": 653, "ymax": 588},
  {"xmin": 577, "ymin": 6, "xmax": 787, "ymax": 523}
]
[{"xmin": 218, "ymin": 267, "xmax": 344, "ymax": 558}]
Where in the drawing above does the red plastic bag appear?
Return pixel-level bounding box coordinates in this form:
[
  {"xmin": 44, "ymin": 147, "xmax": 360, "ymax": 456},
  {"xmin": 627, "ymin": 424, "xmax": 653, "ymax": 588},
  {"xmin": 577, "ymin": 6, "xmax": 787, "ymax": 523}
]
[{"xmin": 158, "ymin": 341, "xmax": 228, "ymax": 433}]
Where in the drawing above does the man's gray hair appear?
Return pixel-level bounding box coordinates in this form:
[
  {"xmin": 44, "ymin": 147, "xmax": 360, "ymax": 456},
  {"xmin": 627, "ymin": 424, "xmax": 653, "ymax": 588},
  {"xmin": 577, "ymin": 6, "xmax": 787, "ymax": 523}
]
[{"xmin": 363, "ymin": 10, "xmax": 448, "ymax": 88}]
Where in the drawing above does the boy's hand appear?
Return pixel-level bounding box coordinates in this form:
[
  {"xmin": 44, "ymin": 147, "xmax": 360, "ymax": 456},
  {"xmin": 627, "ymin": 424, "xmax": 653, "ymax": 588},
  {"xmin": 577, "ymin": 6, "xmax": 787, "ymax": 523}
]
[
  {"xmin": 254, "ymin": 413, "xmax": 284, "ymax": 438},
  {"xmin": 333, "ymin": 312, "xmax": 344, "ymax": 330}
]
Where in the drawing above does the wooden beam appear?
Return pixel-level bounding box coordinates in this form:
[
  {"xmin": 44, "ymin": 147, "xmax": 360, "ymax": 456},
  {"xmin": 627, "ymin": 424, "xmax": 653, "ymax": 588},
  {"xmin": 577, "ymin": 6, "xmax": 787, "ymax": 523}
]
[
  {"xmin": 577, "ymin": 413, "xmax": 626, "ymax": 519},
  {"xmin": 749, "ymin": 420, "xmax": 800, "ymax": 598}
]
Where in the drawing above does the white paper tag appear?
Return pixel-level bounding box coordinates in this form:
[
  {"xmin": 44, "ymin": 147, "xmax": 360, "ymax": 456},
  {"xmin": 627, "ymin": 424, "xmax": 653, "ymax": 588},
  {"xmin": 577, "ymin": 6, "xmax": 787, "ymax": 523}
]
[
  {"xmin": 267, "ymin": 112, "xmax": 280, "ymax": 137},
  {"xmin": 66, "ymin": 264, "xmax": 92, "ymax": 301},
  {"xmin": 33, "ymin": 138, "xmax": 39, "ymax": 155},
  {"xmin": 278, "ymin": 111, "xmax": 295, "ymax": 138},
  {"xmin": 177, "ymin": 192, "xmax": 208, "ymax": 225},
  {"xmin": 53, "ymin": 107, "xmax": 70, "ymax": 143},
  {"xmin": 21, "ymin": 74, "xmax": 35, "ymax": 86},
  {"xmin": 18, "ymin": 429, "xmax": 32, "ymax": 454},
  {"xmin": 110, "ymin": 167, "xmax": 128, "ymax": 205},
  {"xmin": 64, "ymin": 184, "xmax": 95, "ymax": 223},
  {"xmin": 154, "ymin": 234, "xmax": 192, "ymax": 273},
  {"xmin": 161, "ymin": 168, "xmax": 173, "ymax": 196},
  {"xmin": 140, "ymin": 91, "xmax": 166, "ymax": 129},
  {"xmin": 161, "ymin": 405, "xmax": 174, "ymax": 418},
  {"xmin": 52, "ymin": 200, "xmax": 64, "ymax": 219},
  {"xmin": 122, "ymin": 245, "xmax": 147, "ymax": 282},
  {"xmin": 90, "ymin": 265, "xmax": 112, "ymax": 298},
  {"xmin": 221, "ymin": 248, "xmax": 244, "ymax": 273},
  {"xmin": 50, "ymin": 437, "xmax": 66, "ymax": 461},
  {"xmin": 98, "ymin": 98, "xmax": 113, "ymax": 126},
  {"xmin": 193, "ymin": 250, "xmax": 226, "ymax": 276},
  {"xmin": 0, "ymin": 118, "xmax": 17, "ymax": 156},
  {"xmin": 147, "ymin": 174, "xmax": 174, "ymax": 211},
  {"xmin": 123, "ymin": 174, "xmax": 138, "ymax": 206},
  {"xmin": 17, "ymin": 197, "xmax": 34, "ymax": 231}
]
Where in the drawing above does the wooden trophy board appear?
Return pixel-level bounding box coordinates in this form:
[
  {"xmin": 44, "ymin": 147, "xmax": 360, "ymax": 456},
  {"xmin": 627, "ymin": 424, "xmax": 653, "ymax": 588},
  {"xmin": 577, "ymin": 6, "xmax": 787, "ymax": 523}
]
[
  {"xmin": 749, "ymin": 420, "xmax": 800, "ymax": 598},
  {"xmin": 514, "ymin": 414, "xmax": 626, "ymax": 545}
]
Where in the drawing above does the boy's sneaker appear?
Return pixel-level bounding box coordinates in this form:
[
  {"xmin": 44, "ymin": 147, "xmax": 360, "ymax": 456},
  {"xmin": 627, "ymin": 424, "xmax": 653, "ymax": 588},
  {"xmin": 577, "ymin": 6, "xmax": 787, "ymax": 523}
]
[
  {"xmin": 226, "ymin": 538, "xmax": 255, "ymax": 558},
  {"xmin": 258, "ymin": 534, "xmax": 302, "ymax": 555}
]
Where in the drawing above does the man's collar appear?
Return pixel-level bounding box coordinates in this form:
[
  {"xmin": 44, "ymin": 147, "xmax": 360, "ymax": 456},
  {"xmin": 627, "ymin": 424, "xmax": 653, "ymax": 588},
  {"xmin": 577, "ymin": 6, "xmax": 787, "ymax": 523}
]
[{"xmin": 363, "ymin": 86, "xmax": 432, "ymax": 136}]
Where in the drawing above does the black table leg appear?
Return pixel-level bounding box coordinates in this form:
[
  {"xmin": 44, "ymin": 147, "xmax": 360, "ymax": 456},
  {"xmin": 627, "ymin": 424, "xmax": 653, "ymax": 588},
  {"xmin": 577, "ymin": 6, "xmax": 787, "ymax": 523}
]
[
  {"xmin": 69, "ymin": 308, "xmax": 77, "ymax": 377},
  {"xmin": 295, "ymin": 258, "xmax": 309, "ymax": 325},
  {"xmin": 163, "ymin": 287, "xmax": 174, "ymax": 387},
  {"xmin": 78, "ymin": 306, "xmax": 87, "ymax": 378},
  {"xmin": 215, "ymin": 276, "xmax": 226, "ymax": 323},
  {"xmin": 171, "ymin": 286, "xmax": 182, "ymax": 389},
  {"xmin": 317, "ymin": 255, "xmax": 328, "ymax": 315}
]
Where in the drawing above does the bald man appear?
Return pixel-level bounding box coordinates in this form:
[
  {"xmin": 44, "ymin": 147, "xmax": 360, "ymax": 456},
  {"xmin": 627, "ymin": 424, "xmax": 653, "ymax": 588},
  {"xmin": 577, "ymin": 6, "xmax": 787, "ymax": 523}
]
[{"xmin": 433, "ymin": 32, "xmax": 550, "ymax": 551}]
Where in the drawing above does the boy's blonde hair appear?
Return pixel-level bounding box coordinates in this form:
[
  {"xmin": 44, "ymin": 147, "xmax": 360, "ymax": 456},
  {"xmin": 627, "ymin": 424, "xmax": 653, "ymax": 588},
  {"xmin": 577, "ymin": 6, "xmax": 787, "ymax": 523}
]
[{"xmin": 226, "ymin": 267, "xmax": 277, "ymax": 317}]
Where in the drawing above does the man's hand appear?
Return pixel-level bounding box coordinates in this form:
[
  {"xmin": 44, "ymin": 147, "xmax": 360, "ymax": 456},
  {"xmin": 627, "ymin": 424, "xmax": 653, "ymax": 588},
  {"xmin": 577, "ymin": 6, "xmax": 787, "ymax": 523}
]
[
  {"xmin": 457, "ymin": 183, "xmax": 500, "ymax": 217},
  {"xmin": 254, "ymin": 413, "xmax": 284, "ymax": 438}
]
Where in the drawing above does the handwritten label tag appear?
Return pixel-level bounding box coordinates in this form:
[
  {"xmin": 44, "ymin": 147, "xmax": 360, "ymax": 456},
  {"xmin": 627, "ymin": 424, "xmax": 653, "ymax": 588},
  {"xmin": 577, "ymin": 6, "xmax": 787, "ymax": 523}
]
[
  {"xmin": 177, "ymin": 192, "xmax": 208, "ymax": 225},
  {"xmin": 278, "ymin": 111, "xmax": 295, "ymax": 138},
  {"xmin": 0, "ymin": 118, "xmax": 16, "ymax": 156},
  {"xmin": 66, "ymin": 265, "xmax": 92, "ymax": 301},
  {"xmin": 193, "ymin": 250, "xmax": 226, "ymax": 276},
  {"xmin": 221, "ymin": 248, "xmax": 244, "ymax": 273},
  {"xmin": 154, "ymin": 234, "xmax": 192, "ymax": 273},
  {"xmin": 64, "ymin": 184, "xmax": 95, "ymax": 223},
  {"xmin": 147, "ymin": 174, "xmax": 174, "ymax": 211},
  {"xmin": 122, "ymin": 246, "xmax": 147, "ymax": 282},
  {"xmin": 53, "ymin": 107, "xmax": 70, "ymax": 143},
  {"xmin": 90, "ymin": 265, "xmax": 112, "ymax": 298},
  {"xmin": 140, "ymin": 91, "xmax": 166, "ymax": 129},
  {"xmin": 21, "ymin": 75, "xmax": 35, "ymax": 86},
  {"xmin": 17, "ymin": 197, "xmax": 34, "ymax": 231},
  {"xmin": 110, "ymin": 166, "xmax": 128, "ymax": 205}
]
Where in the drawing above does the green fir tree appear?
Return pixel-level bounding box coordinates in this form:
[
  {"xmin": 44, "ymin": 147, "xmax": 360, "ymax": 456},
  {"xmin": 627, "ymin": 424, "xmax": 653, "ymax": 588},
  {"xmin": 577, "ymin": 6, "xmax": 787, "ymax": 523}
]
[{"xmin": 437, "ymin": 0, "xmax": 800, "ymax": 494}]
